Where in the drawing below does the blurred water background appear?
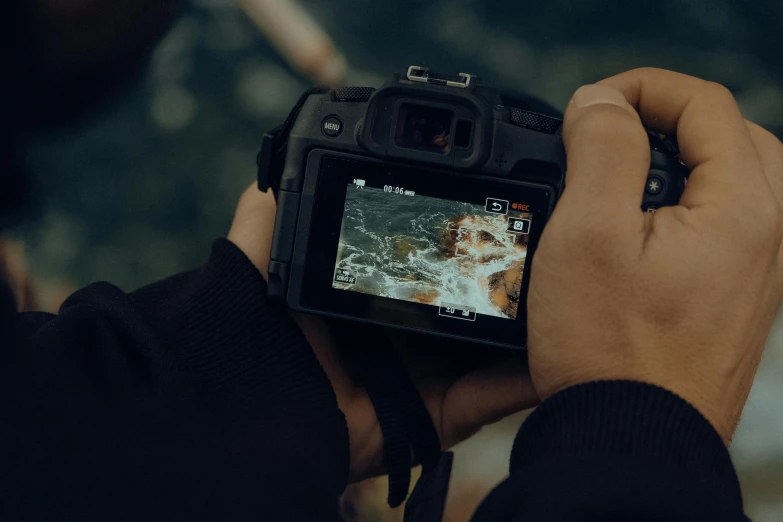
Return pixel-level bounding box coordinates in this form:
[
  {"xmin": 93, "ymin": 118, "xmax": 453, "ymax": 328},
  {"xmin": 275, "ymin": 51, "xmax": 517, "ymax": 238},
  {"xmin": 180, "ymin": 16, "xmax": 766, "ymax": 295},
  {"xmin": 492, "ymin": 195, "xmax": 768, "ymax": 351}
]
[{"xmin": 13, "ymin": 0, "xmax": 783, "ymax": 520}]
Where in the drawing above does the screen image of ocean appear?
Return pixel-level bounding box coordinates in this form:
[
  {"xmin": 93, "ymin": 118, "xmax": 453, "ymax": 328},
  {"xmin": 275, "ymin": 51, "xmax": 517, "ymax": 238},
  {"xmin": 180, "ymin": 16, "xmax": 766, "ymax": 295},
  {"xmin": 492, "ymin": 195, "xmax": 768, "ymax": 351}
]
[{"xmin": 332, "ymin": 185, "xmax": 531, "ymax": 319}]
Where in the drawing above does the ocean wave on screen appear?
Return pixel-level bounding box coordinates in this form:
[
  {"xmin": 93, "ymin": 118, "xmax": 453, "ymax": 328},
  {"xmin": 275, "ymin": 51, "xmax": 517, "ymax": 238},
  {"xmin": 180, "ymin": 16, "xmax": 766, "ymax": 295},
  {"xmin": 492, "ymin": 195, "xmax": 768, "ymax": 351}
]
[{"xmin": 333, "ymin": 187, "xmax": 528, "ymax": 319}]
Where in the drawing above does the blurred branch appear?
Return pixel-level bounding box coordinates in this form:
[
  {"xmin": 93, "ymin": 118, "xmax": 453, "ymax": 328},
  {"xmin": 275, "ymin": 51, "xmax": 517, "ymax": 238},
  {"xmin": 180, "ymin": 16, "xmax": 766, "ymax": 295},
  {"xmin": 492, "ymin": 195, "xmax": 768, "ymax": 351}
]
[
  {"xmin": 234, "ymin": 0, "xmax": 347, "ymax": 86},
  {"xmin": 0, "ymin": 240, "xmax": 37, "ymax": 312}
]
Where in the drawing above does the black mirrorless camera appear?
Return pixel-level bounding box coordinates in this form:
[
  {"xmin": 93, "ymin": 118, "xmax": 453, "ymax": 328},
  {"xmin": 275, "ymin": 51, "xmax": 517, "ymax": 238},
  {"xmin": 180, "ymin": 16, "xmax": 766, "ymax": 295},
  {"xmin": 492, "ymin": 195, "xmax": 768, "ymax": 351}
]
[{"xmin": 258, "ymin": 66, "xmax": 687, "ymax": 350}]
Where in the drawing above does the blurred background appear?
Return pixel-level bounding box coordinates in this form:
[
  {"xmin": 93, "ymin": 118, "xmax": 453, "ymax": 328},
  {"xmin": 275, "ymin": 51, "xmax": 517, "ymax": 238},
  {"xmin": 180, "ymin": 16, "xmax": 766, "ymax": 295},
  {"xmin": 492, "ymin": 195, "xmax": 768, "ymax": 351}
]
[{"xmin": 4, "ymin": 0, "xmax": 783, "ymax": 520}]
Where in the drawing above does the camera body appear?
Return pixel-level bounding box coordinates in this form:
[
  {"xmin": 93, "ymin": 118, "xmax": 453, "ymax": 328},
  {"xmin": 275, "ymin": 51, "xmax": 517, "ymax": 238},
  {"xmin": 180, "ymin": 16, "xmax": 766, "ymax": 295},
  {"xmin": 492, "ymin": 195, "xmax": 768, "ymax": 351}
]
[{"xmin": 261, "ymin": 66, "xmax": 687, "ymax": 349}]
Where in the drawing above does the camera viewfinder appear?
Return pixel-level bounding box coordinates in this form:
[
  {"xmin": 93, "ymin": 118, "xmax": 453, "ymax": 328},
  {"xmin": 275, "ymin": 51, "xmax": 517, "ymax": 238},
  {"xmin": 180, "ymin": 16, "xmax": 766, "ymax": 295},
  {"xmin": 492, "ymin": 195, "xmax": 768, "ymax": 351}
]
[{"xmin": 395, "ymin": 104, "xmax": 454, "ymax": 154}]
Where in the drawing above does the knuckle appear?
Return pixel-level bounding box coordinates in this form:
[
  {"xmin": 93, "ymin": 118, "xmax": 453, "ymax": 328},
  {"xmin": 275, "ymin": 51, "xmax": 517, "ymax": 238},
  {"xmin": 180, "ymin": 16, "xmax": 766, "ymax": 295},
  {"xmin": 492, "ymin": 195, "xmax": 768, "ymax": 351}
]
[
  {"xmin": 629, "ymin": 66, "xmax": 666, "ymax": 77},
  {"xmin": 572, "ymin": 108, "xmax": 645, "ymax": 145},
  {"xmin": 736, "ymin": 196, "xmax": 783, "ymax": 247},
  {"xmin": 702, "ymin": 81, "xmax": 738, "ymax": 106},
  {"xmin": 751, "ymin": 122, "xmax": 783, "ymax": 158},
  {"xmin": 747, "ymin": 121, "xmax": 777, "ymax": 144}
]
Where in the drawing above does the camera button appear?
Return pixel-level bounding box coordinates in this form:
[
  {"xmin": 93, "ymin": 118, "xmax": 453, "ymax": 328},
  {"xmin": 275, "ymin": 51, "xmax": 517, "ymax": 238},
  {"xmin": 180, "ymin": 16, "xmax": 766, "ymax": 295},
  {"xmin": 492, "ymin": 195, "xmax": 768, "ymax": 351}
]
[
  {"xmin": 645, "ymin": 175, "xmax": 665, "ymax": 196},
  {"xmin": 507, "ymin": 218, "xmax": 531, "ymax": 234},
  {"xmin": 485, "ymin": 198, "xmax": 509, "ymax": 215},
  {"xmin": 322, "ymin": 116, "xmax": 343, "ymax": 137}
]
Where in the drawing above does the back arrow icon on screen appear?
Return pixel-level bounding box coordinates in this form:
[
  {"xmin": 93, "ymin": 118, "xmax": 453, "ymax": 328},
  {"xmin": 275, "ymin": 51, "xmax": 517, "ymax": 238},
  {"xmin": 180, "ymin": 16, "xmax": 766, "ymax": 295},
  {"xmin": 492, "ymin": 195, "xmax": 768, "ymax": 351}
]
[{"xmin": 492, "ymin": 202, "xmax": 502, "ymax": 211}]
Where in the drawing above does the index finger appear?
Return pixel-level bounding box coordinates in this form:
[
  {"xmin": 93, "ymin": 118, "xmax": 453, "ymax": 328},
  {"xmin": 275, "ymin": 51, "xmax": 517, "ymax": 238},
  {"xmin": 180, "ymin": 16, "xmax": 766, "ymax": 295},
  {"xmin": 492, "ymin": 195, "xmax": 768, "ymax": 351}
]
[{"xmin": 598, "ymin": 68, "xmax": 766, "ymax": 210}]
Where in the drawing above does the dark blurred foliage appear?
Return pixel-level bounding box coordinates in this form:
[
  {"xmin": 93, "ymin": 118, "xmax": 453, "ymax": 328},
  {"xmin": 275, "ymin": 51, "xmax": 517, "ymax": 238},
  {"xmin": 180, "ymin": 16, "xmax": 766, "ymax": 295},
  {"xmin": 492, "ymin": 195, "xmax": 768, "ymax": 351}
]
[
  {"xmin": 12, "ymin": 0, "xmax": 783, "ymax": 292},
  {"xmin": 1, "ymin": 2, "xmax": 34, "ymax": 228},
  {"xmin": 3, "ymin": 0, "xmax": 184, "ymax": 229},
  {"xmin": 21, "ymin": 0, "xmax": 184, "ymax": 127}
]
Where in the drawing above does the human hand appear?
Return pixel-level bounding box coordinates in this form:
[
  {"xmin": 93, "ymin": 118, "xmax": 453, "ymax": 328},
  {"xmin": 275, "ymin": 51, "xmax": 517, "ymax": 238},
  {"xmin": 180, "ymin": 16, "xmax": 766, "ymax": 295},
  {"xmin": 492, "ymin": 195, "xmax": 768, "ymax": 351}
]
[
  {"xmin": 0, "ymin": 240, "xmax": 36, "ymax": 311},
  {"xmin": 527, "ymin": 68, "xmax": 783, "ymax": 444},
  {"xmin": 227, "ymin": 185, "xmax": 539, "ymax": 481}
]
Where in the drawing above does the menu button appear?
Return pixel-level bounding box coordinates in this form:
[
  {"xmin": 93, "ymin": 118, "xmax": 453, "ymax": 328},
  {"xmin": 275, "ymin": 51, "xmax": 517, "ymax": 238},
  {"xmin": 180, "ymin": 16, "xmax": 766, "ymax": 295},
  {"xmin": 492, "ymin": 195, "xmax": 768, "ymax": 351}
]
[{"xmin": 322, "ymin": 116, "xmax": 343, "ymax": 137}]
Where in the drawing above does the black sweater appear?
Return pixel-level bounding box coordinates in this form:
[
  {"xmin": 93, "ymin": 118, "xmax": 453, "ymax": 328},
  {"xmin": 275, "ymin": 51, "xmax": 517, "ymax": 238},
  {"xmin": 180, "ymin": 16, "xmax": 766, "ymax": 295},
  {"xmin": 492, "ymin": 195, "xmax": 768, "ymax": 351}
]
[{"xmin": 0, "ymin": 239, "xmax": 750, "ymax": 521}]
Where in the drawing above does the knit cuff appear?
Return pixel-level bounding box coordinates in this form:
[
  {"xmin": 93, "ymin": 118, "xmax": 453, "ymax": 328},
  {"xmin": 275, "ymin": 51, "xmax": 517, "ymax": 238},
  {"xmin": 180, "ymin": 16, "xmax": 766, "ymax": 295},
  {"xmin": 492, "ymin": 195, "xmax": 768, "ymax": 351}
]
[
  {"xmin": 130, "ymin": 238, "xmax": 350, "ymax": 494},
  {"xmin": 511, "ymin": 380, "xmax": 743, "ymax": 508}
]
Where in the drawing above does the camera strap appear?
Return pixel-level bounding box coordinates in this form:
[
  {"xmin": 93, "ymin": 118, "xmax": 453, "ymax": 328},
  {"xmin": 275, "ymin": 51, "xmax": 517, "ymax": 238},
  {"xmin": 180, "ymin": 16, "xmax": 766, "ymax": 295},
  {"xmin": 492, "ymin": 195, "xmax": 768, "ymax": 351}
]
[
  {"xmin": 335, "ymin": 321, "xmax": 452, "ymax": 521},
  {"xmin": 258, "ymin": 87, "xmax": 452, "ymax": 522}
]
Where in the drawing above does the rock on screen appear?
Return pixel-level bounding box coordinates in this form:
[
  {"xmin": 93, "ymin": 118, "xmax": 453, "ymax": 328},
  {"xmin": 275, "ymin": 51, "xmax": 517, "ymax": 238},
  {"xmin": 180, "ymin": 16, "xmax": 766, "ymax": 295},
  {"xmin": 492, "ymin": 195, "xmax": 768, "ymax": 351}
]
[{"xmin": 331, "ymin": 184, "xmax": 533, "ymax": 320}]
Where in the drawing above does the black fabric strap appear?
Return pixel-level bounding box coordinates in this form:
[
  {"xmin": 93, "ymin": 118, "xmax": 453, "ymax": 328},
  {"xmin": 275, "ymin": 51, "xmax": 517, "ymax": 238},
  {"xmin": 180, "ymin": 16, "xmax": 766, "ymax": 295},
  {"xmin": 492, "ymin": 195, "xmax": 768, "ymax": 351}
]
[
  {"xmin": 336, "ymin": 322, "xmax": 415, "ymax": 506},
  {"xmin": 273, "ymin": 85, "xmax": 329, "ymax": 155},
  {"xmin": 404, "ymin": 451, "xmax": 453, "ymax": 522},
  {"xmin": 257, "ymin": 85, "xmax": 327, "ymax": 195},
  {"xmin": 334, "ymin": 320, "xmax": 452, "ymax": 517},
  {"xmin": 395, "ymin": 357, "xmax": 442, "ymax": 473}
]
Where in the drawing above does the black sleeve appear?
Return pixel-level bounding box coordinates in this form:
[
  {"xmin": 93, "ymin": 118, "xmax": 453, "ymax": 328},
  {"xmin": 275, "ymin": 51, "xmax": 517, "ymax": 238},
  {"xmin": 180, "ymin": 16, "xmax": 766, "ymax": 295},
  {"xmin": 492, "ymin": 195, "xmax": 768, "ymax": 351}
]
[
  {"xmin": 470, "ymin": 381, "xmax": 751, "ymax": 522},
  {"xmin": 0, "ymin": 239, "xmax": 349, "ymax": 522}
]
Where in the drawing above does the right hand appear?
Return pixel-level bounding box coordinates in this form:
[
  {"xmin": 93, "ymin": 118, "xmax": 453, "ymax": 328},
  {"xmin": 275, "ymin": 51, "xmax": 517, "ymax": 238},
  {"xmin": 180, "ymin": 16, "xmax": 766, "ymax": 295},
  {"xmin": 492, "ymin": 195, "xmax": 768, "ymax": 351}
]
[{"xmin": 527, "ymin": 68, "xmax": 783, "ymax": 444}]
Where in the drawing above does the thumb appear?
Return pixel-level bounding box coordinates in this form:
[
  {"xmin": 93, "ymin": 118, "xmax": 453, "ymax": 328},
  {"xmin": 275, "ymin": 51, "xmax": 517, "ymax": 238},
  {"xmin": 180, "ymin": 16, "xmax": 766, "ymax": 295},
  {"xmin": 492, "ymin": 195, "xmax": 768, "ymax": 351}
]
[
  {"xmin": 227, "ymin": 184, "xmax": 277, "ymax": 277},
  {"xmin": 560, "ymin": 84, "xmax": 651, "ymax": 221},
  {"xmin": 436, "ymin": 359, "xmax": 540, "ymax": 448}
]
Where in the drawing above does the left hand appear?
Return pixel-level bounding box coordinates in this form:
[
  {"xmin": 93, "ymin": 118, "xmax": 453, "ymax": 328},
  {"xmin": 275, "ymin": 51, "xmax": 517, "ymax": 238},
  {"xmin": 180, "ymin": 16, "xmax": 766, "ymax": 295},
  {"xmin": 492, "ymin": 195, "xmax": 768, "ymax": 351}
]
[{"xmin": 228, "ymin": 184, "xmax": 540, "ymax": 482}]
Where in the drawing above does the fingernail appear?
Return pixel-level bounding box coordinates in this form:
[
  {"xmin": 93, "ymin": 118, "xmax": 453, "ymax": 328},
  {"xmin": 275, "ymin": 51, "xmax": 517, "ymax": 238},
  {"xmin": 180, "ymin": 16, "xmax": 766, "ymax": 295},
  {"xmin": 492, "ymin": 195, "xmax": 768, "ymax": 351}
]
[{"xmin": 571, "ymin": 84, "xmax": 635, "ymax": 114}]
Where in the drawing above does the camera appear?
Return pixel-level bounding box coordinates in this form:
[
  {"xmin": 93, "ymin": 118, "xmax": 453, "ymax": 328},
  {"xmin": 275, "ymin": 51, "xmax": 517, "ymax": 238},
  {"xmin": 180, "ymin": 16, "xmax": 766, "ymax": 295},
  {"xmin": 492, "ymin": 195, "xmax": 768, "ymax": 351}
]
[{"xmin": 258, "ymin": 66, "xmax": 687, "ymax": 349}]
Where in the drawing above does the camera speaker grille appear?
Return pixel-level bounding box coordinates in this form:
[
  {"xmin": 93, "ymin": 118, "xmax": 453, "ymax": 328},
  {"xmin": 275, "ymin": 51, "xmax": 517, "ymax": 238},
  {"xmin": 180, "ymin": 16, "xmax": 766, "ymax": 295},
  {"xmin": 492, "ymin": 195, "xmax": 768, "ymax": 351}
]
[
  {"xmin": 333, "ymin": 87, "xmax": 376, "ymax": 102},
  {"xmin": 508, "ymin": 108, "xmax": 562, "ymax": 134}
]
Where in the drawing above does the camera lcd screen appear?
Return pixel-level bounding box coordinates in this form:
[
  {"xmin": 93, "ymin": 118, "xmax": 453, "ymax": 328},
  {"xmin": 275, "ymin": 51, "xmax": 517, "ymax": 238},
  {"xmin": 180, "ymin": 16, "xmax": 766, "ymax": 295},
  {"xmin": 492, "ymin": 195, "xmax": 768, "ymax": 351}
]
[
  {"xmin": 295, "ymin": 153, "xmax": 555, "ymax": 349},
  {"xmin": 333, "ymin": 185, "xmax": 532, "ymax": 321}
]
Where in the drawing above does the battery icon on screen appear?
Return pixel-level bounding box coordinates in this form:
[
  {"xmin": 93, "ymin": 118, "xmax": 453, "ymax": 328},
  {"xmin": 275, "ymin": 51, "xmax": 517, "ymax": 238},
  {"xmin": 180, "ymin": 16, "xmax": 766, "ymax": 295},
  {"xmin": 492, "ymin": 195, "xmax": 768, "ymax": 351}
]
[
  {"xmin": 404, "ymin": 190, "xmax": 416, "ymax": 196},
  {"xmin": 353, "ymin": 179, "xmax": 365, "ymax": 188}
]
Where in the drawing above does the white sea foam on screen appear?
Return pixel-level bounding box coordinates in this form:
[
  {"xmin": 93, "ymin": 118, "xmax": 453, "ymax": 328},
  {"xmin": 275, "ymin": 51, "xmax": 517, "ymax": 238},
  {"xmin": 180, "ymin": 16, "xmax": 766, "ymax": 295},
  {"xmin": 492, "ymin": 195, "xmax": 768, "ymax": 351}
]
[{"xmin": 333, "ymin": 186, "xmax": 529, "ymax": 319}]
